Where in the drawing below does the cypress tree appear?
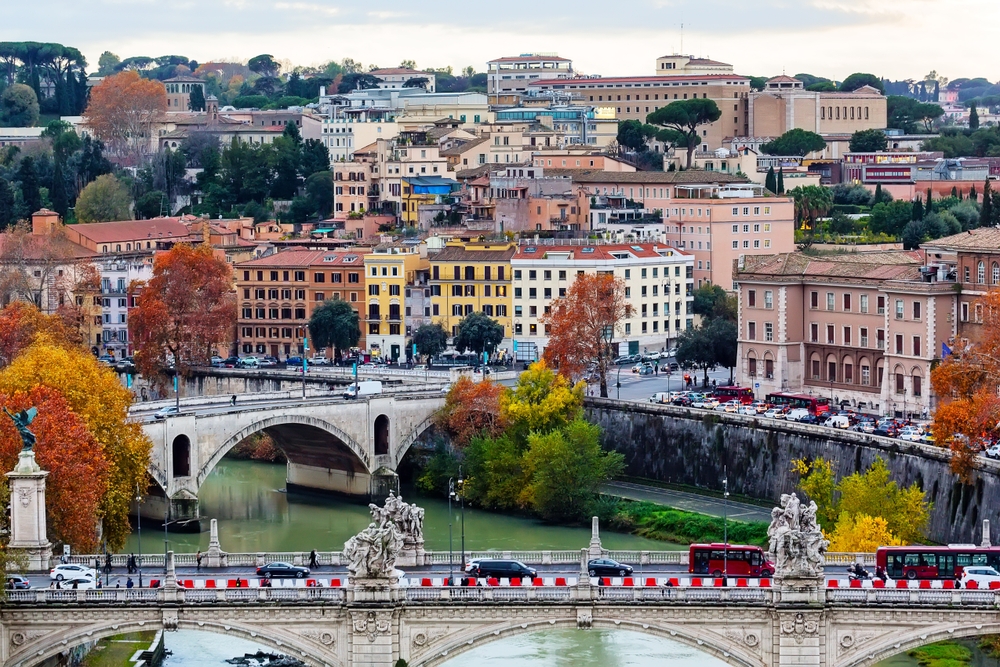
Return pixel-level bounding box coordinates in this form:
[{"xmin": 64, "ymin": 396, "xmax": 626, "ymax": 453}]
[
  {"xmin": 926, "ymin": 187, "xmax": 933, "ymax": 213},
  {"xmin": 0, "ymin": 178, "xmax": 14, "ymax": 229},
  {"xmin": 16, "ymin": 156, "xmax": 41, "ymax": 216},
  {"xmin": 958, "ymin": 188, "xmax": 964, "ymax": 201},
  {"xmin": 765, "ymin": 166, "xmax": 777, "ymax": 193},
  {"xmin": 874, "ymin": 183, "xmax": 883, "ymax": 204},
  {"xmin": 970, "ymin": 105, "xmax": 980, "ymax": 131},
  {"xmin": 50, "ymin": 158, "xmax": 68, "ymax": 218},
  {"xmin": 971, "ymin": 184, "xmax": 978, "ymax": 202},
  {"xmin": 777, "ymin": 168, "xmax": 785, "ymax": 194},
  {"xmin": 981, "ymin": 180, "xmax": 992, "ymax": 227},
  {"xmin": 912, "ymin": 197, "xmax": 924, "ymax": 221},
  {"xmin": 952, "ymin": 186, "xmax": 958, "ymax": 198}
]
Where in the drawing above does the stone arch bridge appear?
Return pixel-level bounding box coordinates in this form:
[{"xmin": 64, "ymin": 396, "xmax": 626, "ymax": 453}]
[
  {"xmin": 139, "ymin": 393, "xmax": 444, "ymax": 522},
  {"xmin": 5, "ymin": 583, "xmax": 1000, "ymax": 667}
]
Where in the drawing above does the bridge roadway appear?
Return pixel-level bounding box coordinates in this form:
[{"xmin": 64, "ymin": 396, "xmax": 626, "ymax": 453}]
[{"xmin": 6, "ymin": 564, "xmax": 1000, "ymax": 667}]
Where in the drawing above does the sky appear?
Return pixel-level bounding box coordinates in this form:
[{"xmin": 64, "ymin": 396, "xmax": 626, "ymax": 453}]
[{"xmin": 7, "ymin": 0, "xmax": 998, "ymax": 83}]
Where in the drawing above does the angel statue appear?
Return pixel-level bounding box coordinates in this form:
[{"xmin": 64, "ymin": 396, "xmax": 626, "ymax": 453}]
[{"xmin": 3, "ymin": 407, "xmax": 37, "ymax": 452}]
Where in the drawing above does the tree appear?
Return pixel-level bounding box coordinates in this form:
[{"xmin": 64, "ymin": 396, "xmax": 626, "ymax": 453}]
[
  {"xmin": 760, "ymin": 129, "xmax": 826, "ymax": 156},
  {"xmin": 0, "ymin": 83, "xmax": 39, "ymax": 127},
  {"xmin": 300, "ymin": 139, "xmax": 330, "ymax": 178},
  {"xmin": 96, "ymin": 51, "xmax": 120, "ymax": 76},
  {"xmin": 520, "ymin": 418, "xmax": 624, "ymax": 523},
  {"xmin": 970, "ymin": 105, "xmax": 980, "ymax": 131},
  {"xmin": 616, "ymin": 119, "xmax": 656, "ymax": 152},
  {"xmin": 911, "ymin": 197, "xmax": 924, "ymax": 221},
  {"xmin": 827, "ymin": 515, "xmax": 902, "ymax": 552},
  {"xmin": 16, "ymin": 156, "xmax": 41, "ymax": 215},
  {"xmin": 709, "ymin": 318, "xmax": 738, "ymax": 382},
  {"xmin": 839, "ymin": 73, "xmax": 884, "ymax": 93},
  {"xmin": 542, "ymin": 273, "xmax": 633, "ymax": 398},
  {"xmin": 50, "ymin": 157, "xmax": 68, "ymax": 218},
  {"xmin": 925, "ymin": 187, "xmax": 933, "ymax": 213},
  {"xmin": 402, "ymin": 77, "xmax": 429, "ymax": 89},
  {"xmin": 0, "ymin": 338, "xmax": 152, "ymax": 550},
  {"xmin": 435, "ymin": 376, "xmax": 506, "ymax": 448},
  {"xmin": 868, "ymin": 200, "xmax": 912, "ymax": 236},
  {"xmin": 308, "ymin": 299, "xmax": 360, "ymax": 362},
  {"xmin": 189, "ymin": 84, "xmax": 206, "ymax": 112},
  {"xmin": 130, "ymin": 244, "xmax": 236, "ymax": 378},
  {"xmin": 84, "ymin": 71, "xmax": 167, "ymax": 165},
  {"xmin": 412, "ymin": 323, "xmax": 447, "ymax": 361},
  {"xmin": 788, "ymin": 185, "xmax": 833, "ymax": 229},
  {"xmin": 981, "ymin": 180, "xmax": 993, "ymax": 227},
  {"xmin": 247, "ymin": 54, "xmax": 280, "ymax": 78},
  {"xmin": 764, "ymin": 166, "xmax": 777, "ymax": 194},
  {"xmin": 337, "ymin": 73, "xmax": 380, "ymax": 94},
  {"xmin": 0, "ymin": 178, "xmax": 14, "ymax": 229},
  {"xmin": 453, "ymin": 311, "xmax": 504, "ymax": 360},
  {"xmin": 500, "ymin": 360, "xmax": 584, "ymax": 438},
  {"xmin": 0, "ymin": 301, "xmax": 82, "ymax": 368},
  {"xmin": 692, "ymin": 284, "xmax": 736, "ymax": 321},
  {"xmin": 646, "ymin": 98, "xmax": 721, "ymax": 168},
  {"xmin": 776, "ymin": 168, "xmax": 784, "ymax": 194},
  {"xmin": 901, "ymin": 220, "xmax": 925, "ymax": 250},
  {"xmin": 75, "ymin": 174, "xmax": 131, "ymax": 222},
  {"xmin": 305, "ymin": 171, "xmax": 333, "ymax": 218},
  {"xmin": 849, "ymin": 129, "xmax": 888, "ymax": 153},
  {"xmin": 675, "ymin": 324, "xmax": 718, "ymax": 385}
]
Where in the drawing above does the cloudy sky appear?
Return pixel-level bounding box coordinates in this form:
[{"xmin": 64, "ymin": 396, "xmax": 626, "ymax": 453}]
[{"xmin": 8, "ymin": 0, "xmax": 997, "ymax": 82}]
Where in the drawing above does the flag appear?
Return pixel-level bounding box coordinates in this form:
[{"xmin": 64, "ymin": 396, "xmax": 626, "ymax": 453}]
[{"xmin": 942, "ymin": 342, "xmax": 952, "ymax": 358}]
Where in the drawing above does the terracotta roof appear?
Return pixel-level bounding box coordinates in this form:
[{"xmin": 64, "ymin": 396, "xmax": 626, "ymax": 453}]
[
  {"xmin": 455, "ymin": 165, "xmax": 496, "ymax": 180},
  {"xmin": 71, "ymin": 218, "xmax": 190, "ymax": 244},
  {"xmin": 923, "ymin": 227, "xmax": 1000, "ymax": 252},
  {"xmin": 236, "ymin": 249, "xmax": 370, "ymax": 268},
  {"xmin": 687, "ymin": 58, "xmax": 732, "ymax": 67},
  {"xmin": 512, "ymin": 243, "xmax": 690, "ymax": 261},
  {"xmin": 430, "ymin": 246, "xmax": 516, "ymax": 263},
  {"xmin": 528, "ymin": 74, "xmax": 748, "ymax": 87},
  {"xmin": 736, "ymin": 251, "xmax": 925, "ymax": 282},
  {"xmin": 766, "ymin": 75, "xmax": 801, "ymax": 84},
  {"xmin": 440, "ymin": 136, "xmax": 489, "ymax": 157},
  {"xmin": 542, "ymin": 169, "xmax": 750, "ymax": 184}
]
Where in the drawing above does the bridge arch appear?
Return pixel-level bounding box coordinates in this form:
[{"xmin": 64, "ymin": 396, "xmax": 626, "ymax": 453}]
[
  {"xmin": 197, "ymin": 414, "xmax": 372, "ymax": 489},
  {"xmin": 393, "ymin": 414, "xmax": 438, "ymax": 469},
  {"xmin": 7, "ymin": 617, "xmax": 342, "ymax": 667},
  {"xmin": 837, "ymin": 620, "xmax": 1000, "ymax": 667},
  {"xmin": 410, "ymin": 617, "xmax": 765, "ymax": 667}
]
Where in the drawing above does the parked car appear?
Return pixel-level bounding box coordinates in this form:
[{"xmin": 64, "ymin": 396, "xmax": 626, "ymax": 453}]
[
  {"xmin": 5, "ymin": 575, "xmax": 29, "ymax": 590},
  {"xmin": 97, "ymin": 355, "xmax": 115, "ymax": 365},
  {"xmin": 50, "ymin": 564, "xmax": 96, "ymax": 581},
  {"xmin": 898, "ymin": 426, "xmax": 924, "ymax": 442},
  {"xmin": 671, "ymin": 396, "xmax": 693, "ymax": 407},
  {"xmin": 692, "ymin": 398, "xmax": 720, "ymax": 409},
  {"xmin": 738, "ymin": 405, "xmax": 757, "ymax": 416},
  {"xmin": 210, "ymin": 355, "xmax": 225, "ymax": 367},
  {"xmin": 238, "ymin": 356, "xmax": 260, "ymax": 369},
  {"xmin": 763, "ymin": 409, "xmax": 785, "ymax": 420},
  {"xmin": 750, "ymin": 401, "xmax": 769, "ymax": 414},
  {"xmin": 259, "ymin": 356, "xmax": 278, "ymax": 368},
  {"xmin": 649, "ymin": 392, "xmax": 671, "ymax": 404},
  {"xmin": 222, "ymin": 356, "xmax": 240, "ymax": 368},
  {"xmin": 310, "ymin": 355, "xmax": 330, "ymax": 366},
  {"xmin": 717, "ymin": 400, "xmax": 742, "ymax": 413},
  {"xmin": 587, "ymin": 558, "xmax": 634, "ymax": 577},
  {"xmin": 153, "ymin": 406, "xmax": 180, "ymax": 420},
  {"xmin": 466, "ymin": 559, "xmax": 536, "ymax": 580},
  {"xmin": 960, "ymin": 566, "xmax": 1000, "ymax": 587},
  {"xmin": 256, "ymin": 562, "xmax": 310, "ymax": 578},
  {"xmin": 984, "ymin": 444, "xmax": 1000, "ymax": 459},
  {"xmin": 59, "ymin": 577, "xmax": 97, "ymax": 590},
  {"xmin": 285, "ymin": 356, "xmax": 304, "ymax": 366},
  {"xmin": 823, "ymin": 415, "xmax": 851, "ymax": 429},
  {"xmin": 644, "ymin": 351, "xmax": 662, "ymax": 361}
]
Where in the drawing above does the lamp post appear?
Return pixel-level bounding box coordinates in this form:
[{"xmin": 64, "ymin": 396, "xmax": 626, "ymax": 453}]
[
  {"xmin": 722, "ymin": 467, "xmax": 729, "ymax": 585},
  {"xmin": 135, "ymin": 484, "xmax": 143, "ymax": 588},
  {"xmin": 457, "ymin": 467, "xmax": 466, "ymax": 570},
  {"xmin": 601, "ymin": 325, "xmax": 614, "ymax": 399},
  {"xmin": 448, "ymin": 477, "xmax": 455, "ymax": 585}
]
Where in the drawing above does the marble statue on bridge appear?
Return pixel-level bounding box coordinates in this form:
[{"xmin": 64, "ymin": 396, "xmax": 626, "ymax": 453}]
[
  {"xmin": 767, "ymin": 492, "xmax": 828, "ymax": 579},
  {"xmin": 370, "ymin": 491, "xmax": 425, "ymax": 547},
  {"xmin": 344, "ymin": 518, "xmax": 403, "ymax": 579}
]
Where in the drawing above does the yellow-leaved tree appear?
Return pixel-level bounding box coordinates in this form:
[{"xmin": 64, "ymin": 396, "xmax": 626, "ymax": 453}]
[
  {"xmin": 500, "ymin": 360, "xmax": 585, "ymax": 437},
  {"xmin": 827, "ymin": 515, "xmax": 903, "ymax": 553},
  {"xmin": 0, "ymin": 337, "xmax": 151, "ymax": 550}
]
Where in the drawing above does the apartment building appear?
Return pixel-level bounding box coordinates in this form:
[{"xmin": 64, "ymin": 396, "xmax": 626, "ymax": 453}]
[
  {"xmin": 510, "ymin": 242, "xmax": 694, "ymax": 360},
  {"xmin": 654, "ymin": 55, "xmax": 734, "ymax": 75},
  {"xmin": 734, "ymin": 251, "xmax": 956, "ymax": 418},
  {"xmin": 922, "ymin": 227, "xmax": 1000, "ymax": 344},
  {"xmin": 235, "ymin": 250, "xmax": 369, "ymax": 359},
  {"xmin": 487, "ymin": 54, "xmax": 574, "ymax": 105},
  {"xmin": 334, "ymin": 161, "xmax": 375, "ymax": 216},
  {"xmin": 528, "ymin": 74, "xmax": 750, "ymax": 149},
  {"xmin": 748, "ymin": 76, "xmax": 887, "ymax": 142},
  {"xmin": 321, "ymin": 107, "xmax": 399, "ymax": 164},
  {"xmin": 369, "ymin": 68, "xmax": 437, "ymax": 93},
  {"xmin": 164, "ymin": 76, "xmax": 206, "ymax": 111},
  {"xmin": 428, "ymin": 242, "xmax": 515, "ymax": 345},
  {"xmin": 363, "ymin": 244, "xmax": 429, "ymax": 361},
  {"xmin": 493, "ymin": 106, "xmax": 618, "ymax": 147}
]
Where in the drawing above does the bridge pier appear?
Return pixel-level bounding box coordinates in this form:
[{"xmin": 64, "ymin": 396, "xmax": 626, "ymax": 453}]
[{"xmin": 286, "ymin": 461, "xmax": 372, "ymax": 498}]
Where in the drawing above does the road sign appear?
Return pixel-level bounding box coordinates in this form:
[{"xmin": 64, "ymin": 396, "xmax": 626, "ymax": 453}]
[{"xmin": 755, "ymin": 383, "xmax": 760, "ymax": 388}]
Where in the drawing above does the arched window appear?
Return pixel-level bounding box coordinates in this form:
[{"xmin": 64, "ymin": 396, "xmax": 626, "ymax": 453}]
[
  {"xmin": 979, "ymin": 261, "xmax": 986, "ymax": 284},
  {"xmin": 992, "ymin": 263, "xmax": 998, "ymax": 285}
]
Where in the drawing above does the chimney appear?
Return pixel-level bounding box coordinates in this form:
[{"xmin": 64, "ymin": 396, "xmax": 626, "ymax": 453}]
[{"xmin": 31, "ymin": 209, "xmax": 61, "ymax": 236}]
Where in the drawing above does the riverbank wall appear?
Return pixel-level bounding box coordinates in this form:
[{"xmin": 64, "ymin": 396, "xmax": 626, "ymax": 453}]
[{"xmin": 585, "ymin": 398, "xmax": 999, "ymax": 545}]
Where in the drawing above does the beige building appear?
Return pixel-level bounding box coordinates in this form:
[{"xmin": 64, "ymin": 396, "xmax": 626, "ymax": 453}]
[
  {"xmin": 369, "ymin": 68, "xmax": 436, "ymax": 93},
  {"xmin": 655, "ymin": 55, "xmax": 734, "ymax": 75},
  {"xmin": 164, "ymin": 76, "xmax": 206, "ymax": 111},
  {"xmin": 487, "ymin": 54, "xmax": 574, "ymax": 105},
  {"xmin": 749, "ymin": 76, "xmax": 887, "ymax": 143},
  {"xmin": 734, "ymin": 251, "xmax": 955, "ymax": 418}
]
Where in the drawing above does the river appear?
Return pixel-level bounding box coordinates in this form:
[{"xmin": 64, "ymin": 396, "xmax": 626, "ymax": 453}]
[{"xmin": 123, "ymin": 459, "xmax": 673, "ymax": 554}]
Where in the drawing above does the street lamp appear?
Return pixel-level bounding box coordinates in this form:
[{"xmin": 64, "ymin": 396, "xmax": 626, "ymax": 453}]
[
  {"xmin": 601, "ymin": 325, "xmax": 614, "ymax": 398},
  {"xmin": 722, "ymin": 467, "xmax": 729, "ymax": 585},
  {"xmin": 448, "ymin": 477, "xmax": 455, "ymax": 586},
  {"xmin": 457, "ymin": 467, "xmax": 466, "ymax": 571},
  {"xmin": 135, "ymin": 484, "xmax": 143, "ymax": 588}
]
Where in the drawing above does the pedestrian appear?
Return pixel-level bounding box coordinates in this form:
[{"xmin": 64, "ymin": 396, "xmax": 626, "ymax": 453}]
[
  {"xmin": 712, "ymin": 379, "xmax": 717, "ymax": 388},
  {"xmin": 231, "ymin": 395, "xmax": 237, "ymax": 406},
  {"xmin": 115, "ymin": 583, "xmax": 121, "ymax": 589},
  {"xmin": 127, "ymin": 555, "xmax": 134, "ymax": 574},
  {"xmin": 309, "ymin": 550, "xmax": 318, "ymax": 569},
  {"xmin": 104, "ymin": 554, "xmax": 112, "ymax": 574},
  {"xmin": 126, "ymin": 578, "xmax": 134, "ymax": 589},
  {"xmin": 196, "ymin": 550, "xmax": 202, "ymax": 570},
  {"xmin": 72, "ymin": 580, "xmax": 78, "ymax": 589},
  {"xmin": 654, "ymin": 363, "xmax": 659, "ymax": 375},
  {"xmin": 235, "ymin": 578, "xmax": 242, "ymax": 588},
  {"xmin": 55, "ymin": 581, "xmax": 61, "ymax": 590},
  {"xmin": 96, "ymin": 579, "xmax": 102, "ymax": 589}
]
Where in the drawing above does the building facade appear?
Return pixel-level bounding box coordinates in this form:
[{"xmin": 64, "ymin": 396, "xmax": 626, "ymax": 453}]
[
  {"xmin": 487, "ymin": 55, "xmax": 574, "ymax": 104},
  {"xmin": 748, "ymin": 77, "xmax": 887, "ymax": 140},
  {"xmin": 363, "ymin": 244, "xmax": 429, "ymax": 362},
  {"xmin": 428, "ymin": 242, "xmax": 515, "ymax": 347}
]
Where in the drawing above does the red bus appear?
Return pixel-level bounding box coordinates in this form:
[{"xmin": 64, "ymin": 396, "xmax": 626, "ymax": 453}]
[
  {"xmin": 689, "ymin": 544, "xmax": 775, "ymax": 577},
  {"xmin": 765, "ymin": 392, "xmax": 831, "ymax": 415},
  {"xmin": 712, "ymin": 386, "xmax": 755, "ymax": 404},
  {"xmin": 876, "ymin": 545, "xmax": 1000, "ymax": 580}
]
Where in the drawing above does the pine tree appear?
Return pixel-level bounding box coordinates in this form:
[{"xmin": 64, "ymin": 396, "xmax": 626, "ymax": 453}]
[
  {"xmin": 970, "ymin": 105, "xmax": 980, "ymax": 131},
  {"xmin": 777, "ymin": 168, "xmax": 785, "ymax": 194},
  {"xmin": 971, "ymin": 184, "xmax": 978, "ymax": 202},
  {"xmin": 926, "ymin": 187, "xmax": 933, "ymax": 213},
  {"xmin": 912, "ymin": 197, "xmax": 924, "ymax": 221},
  {"xmin": 765, "ymin": 166, "xmax": 777, "ymax": 193},
  {"xmin": 874, "ymin": 183, "xmax": 883, "ymax": 204},
  {"xmin": 981, "ymin": 180, "xmax": 993, "ymax": 227},
  {"xmin": 952, "ymin": 186, "xmax": 959, "ymax": 198}
]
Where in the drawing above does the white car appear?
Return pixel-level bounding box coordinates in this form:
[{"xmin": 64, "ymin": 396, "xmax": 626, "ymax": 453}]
[
  {"xmin": 716, "ymin": 400, "xmax": 742, "ymax": 413},
  {"xmin": 960, "ymin": 566, "xmax": 1000, "ymax": 587},
  {"xmin": 692, "ymin": 398, "xmax": 720, "ymax": 409},
  {"xmin": 898, "ymin": 427, "xmax": 923, "ymax": 442},
  {"xmin": 50, "ymin": 564, "xmax": 96, "ymax": 581},
  {"xmin": 153, "ymin": 406, "xmax": 180, "ymax": 420},
  {"xmin": 763, "ymin": 409, "xmax": 785, "ymax": 419},
  {"xmin": 738, "ymin": 405, "xmax": 757, "ymax": 416},
  {"xmin": 56, "ymin": 577, "xmax": 97, "ymax": 590},
  {"xmin": 984, "ymin": 444, "xmax": 1000, "ymax": 459}
]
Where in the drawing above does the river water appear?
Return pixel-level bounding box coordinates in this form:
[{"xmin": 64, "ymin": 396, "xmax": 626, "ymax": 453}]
[{"xmin": 124, "ymin": 459, "xmax": 672, "ymax": 554}]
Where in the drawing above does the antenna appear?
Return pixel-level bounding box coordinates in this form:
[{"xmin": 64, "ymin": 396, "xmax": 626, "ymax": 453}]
[{"xmin": 680, "ymin": 23, "xmax": 684, "ymax": 55}]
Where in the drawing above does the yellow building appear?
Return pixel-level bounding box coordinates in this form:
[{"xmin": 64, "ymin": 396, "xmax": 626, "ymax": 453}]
[
  {"xmin": 429, "ymin": 242, "xmax": 516, "ymax": 346},
  {"xmin": 363, "ymin": 243, "xmax": 429, "ymax": 361},
  {"xmin": 401, "ymin": 176, "xmax": 459, "ymax": 226}
]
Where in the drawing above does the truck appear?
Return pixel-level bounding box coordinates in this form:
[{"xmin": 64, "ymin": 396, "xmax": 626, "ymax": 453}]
[{"xmin": 343, "ymin": 380, "xmax": 383, "ymax": 400}]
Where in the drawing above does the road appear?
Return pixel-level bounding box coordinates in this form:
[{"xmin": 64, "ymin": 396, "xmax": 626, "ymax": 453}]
[
  {"xmin": 592, "ymin": 361, "xmax": 735, "ymax": 403},
  {"xmin": 603, "ymin": 482, "xmax": 773, "ymax": 523}
]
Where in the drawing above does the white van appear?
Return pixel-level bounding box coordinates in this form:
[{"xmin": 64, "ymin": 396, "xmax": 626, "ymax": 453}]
[
  {"xmin": 343, "ymin": 380, "xmax": 383, "ymax": 399},
  {"xmin": 786, "ymin": 408, "xmax": 811, "ymax": 422},
  {"xmin": 823, "ymin": 415, "xmax": 850, "ymax": 429},
  {"xmin": 649, "ymin": 392, "xmax": 670, "ymax": 404}
]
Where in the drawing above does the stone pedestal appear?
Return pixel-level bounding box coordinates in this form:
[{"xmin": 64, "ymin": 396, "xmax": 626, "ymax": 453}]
[
  {"xmin": 347, "ymin": 576, "xmax": 405, "ymax": 604},
  {"xmin": 395, "ymin": 541, "xmax": 425, "ymax": 567},
  {"xmin": 982, "ymin": 519, "xmax": 992, "ymax": 548},
  {"xmin": 204, "ymin": 518, "xmax": 228, "ymax": 567},
  {"xmin": 6, "ymin": 451, "xmax": 52, "ymax": 572},
  {"xmin": 588, "ymin": 516, "xmax": 603, "ymax": 559},
  {"xmin": 773, "ymin": 575, "xmax": 825, "ymax": 605}
]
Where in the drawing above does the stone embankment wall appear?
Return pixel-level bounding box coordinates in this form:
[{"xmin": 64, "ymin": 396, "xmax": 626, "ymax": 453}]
[
  {"xmin": 126, "ymin": 370, "xmax": 357, "ymax": 401},
  {"xmin": 585, "ymin": 398, "xmax": 997, "ymax": 545}
]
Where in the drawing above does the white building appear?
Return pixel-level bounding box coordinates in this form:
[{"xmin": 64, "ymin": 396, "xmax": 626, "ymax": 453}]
[
  {"xmin": 369, "ymin": 68, "xmax": 437, "ymax": 93},
  {"xmin": 487, "ymin": 54, "xmax": 574, "ymax": 101},
  {"xmin": 511, "ymin": 241, "xmax": 694, "ymax": 361},
  {"xmin": 322, "ymin": 107, "xmax": 400, "ymax": 164},
  {"xmin": 98, "ymin": 257, "xmax": 153, "ymax": 358}
]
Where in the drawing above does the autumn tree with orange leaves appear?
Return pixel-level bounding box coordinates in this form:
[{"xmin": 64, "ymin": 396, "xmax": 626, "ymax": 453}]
[
  {"xmin": 130, "ymin": 243, "xmax": 237, "ymax": 382},
  {"xmin": 83, "ymin": 70, "xmax": 166, "ymax": 166},
  {"xmin": 931, "ymin": 289, "xmax": 1000, "ymax": 481},
  {"xmin": 0, "ymin": 301, "xmax": 82, "ymax": 368},
  {"xmin": 542, "ymin": 273, "xmax": 633, "ymax": 398},
  {"xmin": 434, "ymin": 376, "xmax": 507, "ymax": 448}
]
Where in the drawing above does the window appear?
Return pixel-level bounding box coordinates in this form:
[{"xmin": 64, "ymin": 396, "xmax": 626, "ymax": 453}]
[
  {"xmin": 764, "ymin": 322, "xmax": 773, "ymax": 341},
  {"xmin": 861, "ymin": 365, "xmax": 870, "ymax": 386},
  {"xmin": 827, "ymin": 325, "xmax": 835, "ymax": 344},
  {"xmin": 843, "ymin": 293, "xmax": 851, "ymax": 311},
  {"xmin": 979, "ymin": 261, "xmax": 986, "ymax": 284},
  {"xmin": 913, "ymin": 301, "xmax": 921, "ymax": 320},
  {"xmin": 895, "ymin": 299, "xmax": 903, "ymax": 319},
  {"xmin": 764, "ymin": 290, "xmax": 773, "ymax": 309},
  {"xmin": 748, "ymin": 322, "xmax": 756, "ymax": 340},
  {"xmin": 877, "ymin": 329, "xmax": 885, "ymax": 349},
  {"xmin": 962, "ymin": 302, "xmax": 970, "ymax": 322},
  {"xmin": 913, "ymin": 336, "xmax": 921, "ymax": 356},
  {"xmin": 810, "ymin": 323, "xmax": 818, "ymax": 342},
  {"xmin": 895, "ymin": 334, "xmax": 904, "ymax": 354},
  {"xmin": 826, "ymin": 293, "xmax": 834, "ymax": 311},
  {"xmin": 994, "ymin": 263, "xmax": 1000, "ymax": 285},
  {"xmin": 748, "ymin": 290, "xmax": 756, "ymax": 307},
  {"xmin": 828, "ymin": 362, "xmax": 837, "ymax": 383},
  {"xmin": 843, "ymin": 326, "xmax": 852, "ymax": 346},
  {"xmin": 844, "ymin": 363, "xmax": 853, "ymax": 384},
  {"xmin": 965, "ymin": 266, "xmax": 971, "ymax": 283},
  {"xmin": 860, "ymin": 294, "xmax": 868, "ymax": 314},
  {"xmin": 896, "ymin": 373, "xmax": 904, "ymax": 394},
  {"xmin": 860, "ymin": 327, "xmax": 868, "ymax": 347},
  {"xmin": 877, "ymin": 296, "xmax": 885, "ymax": 315},
  {"xmin": 748, "ymin": 357, "xmax": 757, "ymax": 376},
  {"xmin": 812, "ymin": 359, "xmax": 820, "ymax": 379},
  {"xmin": 810, "ymin": 291, "xmax": 818, "ymax": 309},
  {"xmin": 913, "ymin": 375, "xmax": 922, "ymax": 397}
]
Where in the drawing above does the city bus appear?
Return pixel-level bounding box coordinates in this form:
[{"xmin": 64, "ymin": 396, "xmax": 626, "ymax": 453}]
[
  {"xmin": 876, "ymin": 545, "xmax": 1000, "ymax": 580},
  {"xmin": 712, "ymin": 386, "xmax": 755, "ymax": 404},
  {"xmin": 765, "ymin": 392, "xmax": 831, "ymax": 416},
  {"xmin": 689, "ymin": 544, "xmax": 775, "ymax": 577}
]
